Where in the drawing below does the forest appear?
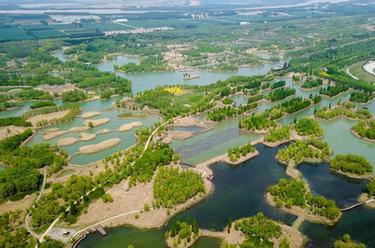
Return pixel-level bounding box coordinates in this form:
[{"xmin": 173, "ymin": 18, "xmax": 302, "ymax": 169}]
[{"xmin": 153, "ymin": 167, "xmax": 204, "ymax": 208}]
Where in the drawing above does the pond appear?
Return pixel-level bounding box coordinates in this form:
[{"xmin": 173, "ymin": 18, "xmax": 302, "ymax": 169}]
[{"xmin": 26, "ymin": 99, "xmax": 160, "ymax": 165}]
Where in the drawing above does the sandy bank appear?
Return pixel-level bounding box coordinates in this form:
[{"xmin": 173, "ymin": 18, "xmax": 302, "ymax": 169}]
[
  {"xmin": 80, "ymin": 111, "xmax": 100, "ymax": 119},
  {"xmin": 43, "ymin": 126, "xmax": 90, "ymax": 140},
  {"xmin": 173, "ymin": 116, "xmax": 214, "ymax": 129},
  {"xmin": 73, "ymin": 171, "xmax": 213, "ymax": 230},
  {"xmin": 96, "ymin": 129, "xmax": 111, "ymax": 135},
  {"xmin": 0, "ymin": 194, "xmax": 35, "ymax": 215},
  {"xmin": 84, "ymin": 118, "xmax": 110, "ymax": 127},
  {"xmin": 80, "ymin": 132, "xmax": 96, "ymax": 141},
  {"xmin": 0, "ymin": 125, "xmax": 28, "ymax": 141},
  {"xmin": 57, "ymin": 137, "xmax": 80, "ymax": 146},
  {"xmin": 162, "ymin": 130, "xmax": 194, "ymax": 144},
  {"xmin": 118, "ymin": 121, "xmax": 143, "ymax": 132},
  {"xmin": 77, "ymin": 138, "xmax": 121, "ymax": 154},
  {"xmin": 358, "ymin": 193, "xmax": 375, "ymax": 209},
  {"xmin": 27, "ymin": 110, "xmax": 70, "ymax": 127}
]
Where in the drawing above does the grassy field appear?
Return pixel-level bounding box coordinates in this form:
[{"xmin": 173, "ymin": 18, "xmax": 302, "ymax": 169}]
[{"xmin": 348, "ymin": 61, "xmax": 375, "ymax": 83}]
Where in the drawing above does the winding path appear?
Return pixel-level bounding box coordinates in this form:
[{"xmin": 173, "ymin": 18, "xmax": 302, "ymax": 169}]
[
  {"xmin": 25, "ymin": 167, "xmax": 47, "ymax": 242},
  {"xmin": 36, "ymin": 120, "xmax": 170, "ymax": 245}
]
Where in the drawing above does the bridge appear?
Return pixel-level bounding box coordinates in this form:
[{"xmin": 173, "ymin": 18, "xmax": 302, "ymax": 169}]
[{"xmin": 340, "ymin": 198, "xmax": 374, "ymax": 212}]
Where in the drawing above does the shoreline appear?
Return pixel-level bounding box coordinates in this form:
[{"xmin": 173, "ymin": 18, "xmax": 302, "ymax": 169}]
[{"xmin": 351, "ymin": 129, "xmax": 375, "ymax": 144}]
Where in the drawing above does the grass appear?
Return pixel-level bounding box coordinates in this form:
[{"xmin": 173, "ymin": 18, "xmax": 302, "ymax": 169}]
[{"xmin": 347, "ymin": 61, "xmax": 375, "ymax": 83}]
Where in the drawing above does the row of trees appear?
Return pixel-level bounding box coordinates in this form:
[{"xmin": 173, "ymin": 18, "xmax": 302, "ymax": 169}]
[
  {"xmin": 267, "ymin": 87, "xmax": 296, "ymax": 102},
  {"xmin": 0, "ymin": 116, "xmax": 31, "ymax": 127}
]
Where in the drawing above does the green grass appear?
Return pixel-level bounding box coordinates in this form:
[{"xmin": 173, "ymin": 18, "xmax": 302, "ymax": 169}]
[{"xmin": 347, "ymin": 61, "xmax": 375, "ymax": 83}]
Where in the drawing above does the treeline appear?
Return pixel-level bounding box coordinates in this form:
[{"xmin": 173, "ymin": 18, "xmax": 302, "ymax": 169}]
[
  {"xmin": 301, "ymin": 78, "xmax": 323, "ymax": 89},
  {"xmin": 279, "ymin": 97, "xmax": 311, "ymax": 114},
  {"xmin": 330, "ymin": 154, "xmax": 372, "ymax": 175},
  {"xmin": 0, "ymin": 116, "xmax": 31, "ymax": 127},
  {"xmin": 30, "ymin": 101, "xmax": 56, "ymax": 109},
  {"xmin": 267, "ymin": 87, "xmax": 296, "ymax": 102},
  {"xmin": 349, "ymin": 91, "xmax": 372, "ymax": 103},
  {"xmin": 115, "ymin": 55, "xmax": 167, "ymax": 73},
  {"xmin": 227, "ymin": 143, "xmax": 256, "ymax": 162},
  {"xmin": 271, "ymin": 80, "xmax": 286, "ymax": 89},
  {"xmin": 320, "ymin": 83, "xmax": 349, "ymax": 97}
]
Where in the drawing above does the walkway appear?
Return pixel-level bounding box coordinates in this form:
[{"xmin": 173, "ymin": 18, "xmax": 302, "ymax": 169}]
[
  {"xmin": 25, "ymin": 167, "xmax": 47, "ymax": 242},
  {"xmin": 340, "ymin": 198, "xmax": 375, "ymax": 212},
  {"xmin": 36, "ymin": 120, "xmax": 170, "ymax": 245},
  {"xmin": 292, "ymin": 212, "xmax": 306, "ymax": 230}
]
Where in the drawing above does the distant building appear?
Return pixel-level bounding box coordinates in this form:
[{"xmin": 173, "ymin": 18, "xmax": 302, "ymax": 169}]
[
  {"xmin": 240, "ymin": 22, "xmax": 250, "ymax": 26},
  {"xmin": 113, "ymin": 18, "xmax": 128, "ymax": 23}
]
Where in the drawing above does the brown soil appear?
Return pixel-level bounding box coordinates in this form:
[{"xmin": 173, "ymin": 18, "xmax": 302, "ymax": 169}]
[{"xmin": 77, "ymin": 138, "xmax": 121, "ymax": 154}]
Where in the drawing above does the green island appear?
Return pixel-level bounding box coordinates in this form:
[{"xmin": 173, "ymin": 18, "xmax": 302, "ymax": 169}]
[
  {"xmin": 267, "ymin": 178, "xmax": 341, "ymax": 223},
  {"xmin": 329, "ymin": 154, "xmax": 373, "ymax": 177},
  {"xmin": 277, "ymin": 140, "xmax": 331, "ymax": 165},
  {"xmin": 315, "ymin": 102, "xmax": 372, "ymax": 120},
  {"xmin": 352, "ymin": 120, "xmax": 375, "ymax": 142},
  {"xmin": 227, "ymin": 143, "xmax": 256, "ymax": 163},
  {"xmin": 153, "ymin": 167, "xmax": 205, "ymax": 209},
  {"xmin": 333, "ymin": 234, "xmax": 366, "ymax": 248},
  {"xmin": 165, "ymin": 218, "xmax": 199, "ymax": 248}
]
